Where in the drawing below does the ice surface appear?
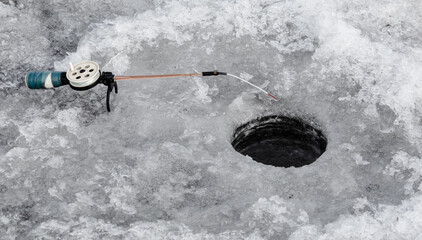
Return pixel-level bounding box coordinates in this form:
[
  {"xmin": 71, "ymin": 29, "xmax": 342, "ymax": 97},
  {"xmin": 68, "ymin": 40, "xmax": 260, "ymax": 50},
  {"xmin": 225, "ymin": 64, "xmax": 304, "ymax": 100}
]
[{"xmin": 1, "ymin": 0, "xmax": 422, "ymax": 239}]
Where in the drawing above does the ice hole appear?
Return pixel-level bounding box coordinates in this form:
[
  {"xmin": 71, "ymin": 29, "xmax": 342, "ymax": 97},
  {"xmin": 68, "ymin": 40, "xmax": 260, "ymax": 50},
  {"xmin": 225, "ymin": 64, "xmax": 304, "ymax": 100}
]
[{"xmin": 232, "ymin": 115, "xmax": 327, "ymax": 168}]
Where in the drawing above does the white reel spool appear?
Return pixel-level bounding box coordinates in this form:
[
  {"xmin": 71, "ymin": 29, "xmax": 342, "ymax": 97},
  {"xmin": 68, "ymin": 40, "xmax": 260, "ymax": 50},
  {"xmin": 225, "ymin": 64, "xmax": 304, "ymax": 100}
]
[{"xmin": 66, "ymin": 61, "xmax": 101, "ymax": 88}]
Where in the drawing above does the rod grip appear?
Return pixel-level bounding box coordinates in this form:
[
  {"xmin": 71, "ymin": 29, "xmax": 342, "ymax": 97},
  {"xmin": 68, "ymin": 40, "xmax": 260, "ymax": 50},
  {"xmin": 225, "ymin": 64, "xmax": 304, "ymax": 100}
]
[{"xmin": 25, "ymin": 71, "xmax": 68, "ymax": 89}]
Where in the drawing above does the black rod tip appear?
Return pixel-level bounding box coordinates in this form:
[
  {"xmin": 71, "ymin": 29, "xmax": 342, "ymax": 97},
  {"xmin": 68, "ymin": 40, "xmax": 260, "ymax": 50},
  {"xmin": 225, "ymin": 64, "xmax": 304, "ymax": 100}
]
[{"xmin": 202, "ymin": 71, "xmax": 227, "ymax": 76}]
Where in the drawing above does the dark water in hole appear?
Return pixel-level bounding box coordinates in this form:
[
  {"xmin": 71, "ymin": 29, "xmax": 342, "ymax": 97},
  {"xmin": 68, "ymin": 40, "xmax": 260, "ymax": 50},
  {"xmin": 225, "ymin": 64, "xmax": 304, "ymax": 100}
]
[{"xmin": 232, "ymin": 115, "xmax": 327, "ymax": 167}]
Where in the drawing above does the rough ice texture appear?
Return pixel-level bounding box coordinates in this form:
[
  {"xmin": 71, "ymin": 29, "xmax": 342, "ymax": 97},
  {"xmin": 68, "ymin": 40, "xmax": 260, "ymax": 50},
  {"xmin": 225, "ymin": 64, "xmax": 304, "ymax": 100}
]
[{"xmin": 1, "ymin": 0, "xmax": 422, "ymax": 239}]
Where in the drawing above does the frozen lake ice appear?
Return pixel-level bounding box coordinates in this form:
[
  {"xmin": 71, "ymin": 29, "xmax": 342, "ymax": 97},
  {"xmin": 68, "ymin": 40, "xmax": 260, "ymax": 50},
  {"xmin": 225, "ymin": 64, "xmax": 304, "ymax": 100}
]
[{"xmin": 1, "ymin": 0, "xmax": 422, "ymax": 239}]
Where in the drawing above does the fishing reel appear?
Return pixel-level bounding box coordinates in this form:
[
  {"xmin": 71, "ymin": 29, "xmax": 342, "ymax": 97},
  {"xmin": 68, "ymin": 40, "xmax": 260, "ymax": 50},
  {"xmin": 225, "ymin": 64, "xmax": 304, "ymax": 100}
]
[{"xmin": 26, "ymin": 61, "xmax": 118, "ymax": 111}]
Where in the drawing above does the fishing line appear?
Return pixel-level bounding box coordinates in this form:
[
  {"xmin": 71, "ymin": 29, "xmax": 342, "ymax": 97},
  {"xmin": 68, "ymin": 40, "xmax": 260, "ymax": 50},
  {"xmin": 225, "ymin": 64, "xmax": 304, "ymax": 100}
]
[{"xmin": 226, "ymin": 73, "xmax": 278, "ymax": 101}]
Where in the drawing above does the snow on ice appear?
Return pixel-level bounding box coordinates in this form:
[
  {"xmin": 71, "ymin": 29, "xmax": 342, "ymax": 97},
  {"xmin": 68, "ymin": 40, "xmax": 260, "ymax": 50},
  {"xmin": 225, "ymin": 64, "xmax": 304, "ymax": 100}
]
[{"xmin": 1, "ymin": 0, "xmax": 422, "ymax": 239}]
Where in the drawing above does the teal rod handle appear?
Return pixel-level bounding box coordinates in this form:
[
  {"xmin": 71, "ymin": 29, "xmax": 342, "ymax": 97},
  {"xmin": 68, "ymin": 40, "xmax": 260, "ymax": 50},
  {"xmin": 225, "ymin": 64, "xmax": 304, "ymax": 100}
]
[{"xmin": 25, "ymin": 71, "xmax": 68, "ymax": 89}]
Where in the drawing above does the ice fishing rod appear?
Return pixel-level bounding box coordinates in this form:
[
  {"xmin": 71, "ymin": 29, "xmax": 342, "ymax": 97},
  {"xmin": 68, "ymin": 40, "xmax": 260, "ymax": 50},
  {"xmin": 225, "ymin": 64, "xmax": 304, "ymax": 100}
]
[{"xmin": 25, "ymin": 61, "xmax": 278, "ymax": 111}]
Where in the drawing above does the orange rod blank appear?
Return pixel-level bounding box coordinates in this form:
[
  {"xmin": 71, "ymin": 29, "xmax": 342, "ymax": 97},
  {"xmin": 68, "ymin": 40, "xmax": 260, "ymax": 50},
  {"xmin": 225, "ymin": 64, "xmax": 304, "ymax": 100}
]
[{"xmin": 115, "ymin": 73, "xmax": 202, "ymax": 81}]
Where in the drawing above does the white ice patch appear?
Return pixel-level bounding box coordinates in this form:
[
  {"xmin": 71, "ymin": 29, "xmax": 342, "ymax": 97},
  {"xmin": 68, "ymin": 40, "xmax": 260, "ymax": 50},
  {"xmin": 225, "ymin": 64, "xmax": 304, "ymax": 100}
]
[
  {"xmin": 102, "ymin": 52, "xmax": 130, "ymax": 75},
  {"xmin": 56, "ymin": 108, "xmax": 81, "ymax": 135},
  {"xmin": 193, "ymin": 77, "xmax": 212, "ymax": 103},
  {"xmin": 384, "ymin": 151, "xmax": 422, "ymax": 194},
  {"xmin": 240, "ymin": 72, "xmax": 254, "ymax": 81}
]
